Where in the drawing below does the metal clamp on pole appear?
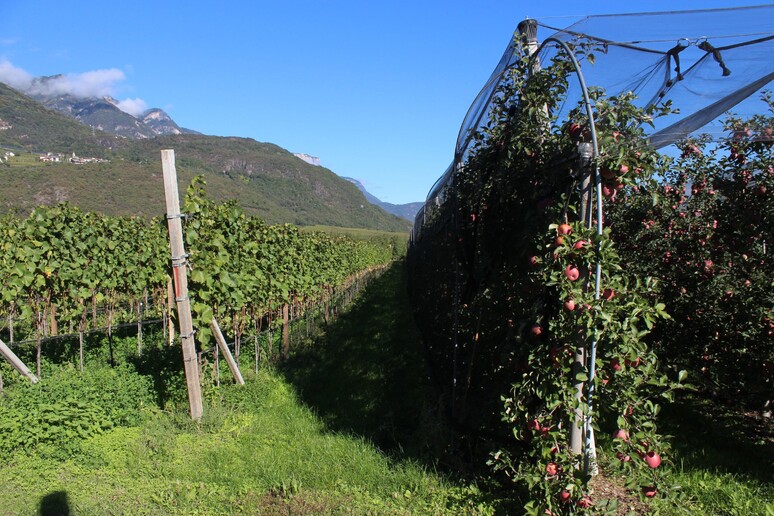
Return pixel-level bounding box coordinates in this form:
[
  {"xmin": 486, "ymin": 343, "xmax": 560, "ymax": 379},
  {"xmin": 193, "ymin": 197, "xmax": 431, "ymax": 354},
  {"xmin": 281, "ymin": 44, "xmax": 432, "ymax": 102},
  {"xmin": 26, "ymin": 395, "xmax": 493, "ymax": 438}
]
[{"xmin": 170, "ymin": 253, "xmax": 189, "ymax": 266}]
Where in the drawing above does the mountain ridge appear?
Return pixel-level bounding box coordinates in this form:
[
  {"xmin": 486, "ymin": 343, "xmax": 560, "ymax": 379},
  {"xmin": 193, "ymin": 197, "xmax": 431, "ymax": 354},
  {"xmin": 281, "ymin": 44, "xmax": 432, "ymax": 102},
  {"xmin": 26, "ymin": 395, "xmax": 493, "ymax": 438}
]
[
  {"xmin": 0, "ymin": 81, "xmax": 409, "ymax": 232},
  {"xmin": 343, "ymin": 177, "xmax": 422, "ymax": 222}
]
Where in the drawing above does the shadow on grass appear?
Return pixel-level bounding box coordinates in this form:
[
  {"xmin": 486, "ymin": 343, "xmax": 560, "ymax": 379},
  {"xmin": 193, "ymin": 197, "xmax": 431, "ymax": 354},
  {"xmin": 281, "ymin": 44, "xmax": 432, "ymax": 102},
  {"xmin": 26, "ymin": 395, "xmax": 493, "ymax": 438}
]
[
  {"xmin": 281, "ymin": 260, "xmax": 444, "ymax": 462},
  {"xmin": 660, "ymin": 392, "xmax": 774, "ymax": 486},
  {"xmin": 39, "ymin": 490, "xmax": 70, "ymax": 516}
]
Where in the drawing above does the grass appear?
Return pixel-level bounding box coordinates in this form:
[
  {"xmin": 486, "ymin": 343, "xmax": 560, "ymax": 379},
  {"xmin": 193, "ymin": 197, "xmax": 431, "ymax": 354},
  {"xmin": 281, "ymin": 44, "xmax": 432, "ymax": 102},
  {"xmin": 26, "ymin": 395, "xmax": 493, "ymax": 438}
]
[
  {"xmin": 648, "ymin": 394, "xmax": 774, "ymax": 514},
  {"xmin": 0, "ymin": 261, "xmax": 771, "ymax": 514},
  {"xmin": 281, "ymin": 259, "xmax": 440, "ymax": 459},
  {"xmin": 0, "ymin": 369, "xmax": 493, "ymax": 514},
  {"xmin": 0, "ymin": 262, "xmax": 495, "ymax": 515}
]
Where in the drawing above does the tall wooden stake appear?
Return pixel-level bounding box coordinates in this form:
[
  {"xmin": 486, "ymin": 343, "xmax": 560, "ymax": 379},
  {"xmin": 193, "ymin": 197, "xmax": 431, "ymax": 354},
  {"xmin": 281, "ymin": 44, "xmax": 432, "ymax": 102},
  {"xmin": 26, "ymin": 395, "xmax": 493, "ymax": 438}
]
[{"xmin": 161, "ymin": 149, "xmax": 203, "ymax": 421}]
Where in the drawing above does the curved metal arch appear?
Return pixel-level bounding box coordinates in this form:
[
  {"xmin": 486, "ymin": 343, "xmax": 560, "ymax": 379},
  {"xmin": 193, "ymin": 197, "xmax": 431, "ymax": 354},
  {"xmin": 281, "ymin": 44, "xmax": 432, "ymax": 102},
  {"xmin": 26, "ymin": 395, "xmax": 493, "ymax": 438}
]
[{"xmin": 531, "ymin": 35, "xmax": 604, "ymax": 475}]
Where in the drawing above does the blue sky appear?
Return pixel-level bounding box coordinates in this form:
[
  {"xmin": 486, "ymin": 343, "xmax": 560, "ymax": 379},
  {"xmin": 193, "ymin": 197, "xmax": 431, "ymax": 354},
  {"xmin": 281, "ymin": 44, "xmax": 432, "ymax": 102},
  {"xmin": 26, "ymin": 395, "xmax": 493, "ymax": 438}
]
[{"xmin": 0, "ymin": 0, "xmax": 758, "ymax": 204}]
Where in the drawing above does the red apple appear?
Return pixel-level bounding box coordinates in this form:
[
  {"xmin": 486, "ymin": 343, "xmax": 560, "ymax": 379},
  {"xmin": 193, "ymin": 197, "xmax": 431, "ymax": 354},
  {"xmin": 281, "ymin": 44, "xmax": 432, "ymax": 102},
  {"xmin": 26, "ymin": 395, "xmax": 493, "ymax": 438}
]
[
  {"xmin": 558, "ymin": 223, "xmax": 572, "ymax": 235},
  {"xmin": 619, "ymin": 164, "xmax": 630, "ymax": 174},
  {"xmin": 642, "ymin": 485, "xmax": 657, "ymax": 498},
  {"xmin": 564, "ymin": 299, "xmax": 576, "ymax": 311},
  {"xmin": 601, "ymin": 288, "xmax": 615, "ymax": 301},
  {"xmin": 573, "ymin": 240, "xmax": 587, "ymax": 250},
  {"xmin": 559, "ymin": 489, "xmax": 571, "ymax": 502},
  {"xmin": 529, "ymin": 255, "xmax": 539, "ymax": 266},
  {"xmin": 611, "ymin": 357, "xmax": 622, "ymax": 371},
  {"xmin": 625, "ymin": 357, "xmax": 641, "ymax": 368},
  {"xmin": 576, "ymin": 497, "xmax": 592, "ymax": 508},
  {"xmin": 565, "ymin": 265, "xmax": 580, "ymax": 281},
  {"xmin": 527, "ymin": 419, "xmax": 541, "ymax": 431},
  {"xmin": 531, "ymin": 324, "xmax": 543, "ymax": 337},
  {"xmin": 613, "ymin": 429, "xmax": 630, "ymax": 441},
  {"xmin": 568, "ymin": 123, "xmax": 582, "ymax": 139},
  {"xmin": 555, "ymin": 236, "xmax": 564, "ymax": 246},
  {"xmin": 600, "ymin": 167, "xmax": 616, "ymax": 180},
  {"xmin": 617, "ymin": 452, "xmax": 631, "ymax": 462},
  {"xmin": 545, "ymin": 462, "xmax": 558, "ymax": 476},
  {"xmin": 645, "ymin": 451, "xmax": 661, "ymax": 468}
]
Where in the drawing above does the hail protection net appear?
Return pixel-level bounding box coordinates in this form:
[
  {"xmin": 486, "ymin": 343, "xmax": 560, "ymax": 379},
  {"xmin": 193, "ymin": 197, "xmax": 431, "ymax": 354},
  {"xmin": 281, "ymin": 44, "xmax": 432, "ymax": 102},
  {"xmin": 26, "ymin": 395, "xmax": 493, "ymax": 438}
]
[
  {"xmin": 457, "ymin": 5, "xmax": 774, "ymax": 162},
  {"xmin": 408, "ymin": 5, "xmax": 774, "ymax": 448}
]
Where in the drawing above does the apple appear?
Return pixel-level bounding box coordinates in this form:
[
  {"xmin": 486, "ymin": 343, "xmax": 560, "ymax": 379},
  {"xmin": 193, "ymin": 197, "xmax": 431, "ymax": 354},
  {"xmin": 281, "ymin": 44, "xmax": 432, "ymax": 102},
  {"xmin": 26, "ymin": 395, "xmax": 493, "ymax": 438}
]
[
  {"xmin": 557, "ymin": 223, "xmax": 572, "ymax": 235},
  {"xmin": 545, "ymin": 462, "xmax": 558, "ymax": 476},
  {"xmin": 559, "ymin": 490, "xmax": 571, "ymax": 502},
  {"xmin": 600, "ymin": 167, "xmax": 616, "ymax": 180},
  {"xmin": 681, "ymin": 145, "xmax": 701, "ymax": 158},
  {"xmin": 611, "ymin": 357, "xmax": 622, "ymax": 371},
  {"xmin": 642, "ymin": 485, "xmax": 657, "ymax": 498},
  {"xmin": 625, "ymin": 356, "xmax": 641, "ymax": 368},
  {"xmin": 568, "ymin": 123, "xmax": 582, "ymax": 140},
  {"xmin": 645, "ymin": 451, "xmax": 661, "ymax": 468},
  {"xmin": 531, "ymin": 324, "xmax": 543, "ymax": 337},
  {"xmin": 601, "ymin": 288, "xmax": 615, "ymax": 301},
  {"xmin": 564, "ymin": 299, "xmax": 576, "ymax": 311},
  {"xmin": 527, "ymin": 419, "xmax": 541, "ymax": 431},
  {"xmin": 529, "ymin": 255, "xmax": 539, "ymax": 266},
  {"xmin": 573, "ymin": 240, "xmax": 587, "ymax": 250},
  {"xmin": 613, "ymin": 429, "xmax": 630, "ymax": 441},
  {"xmin": 565, "ymin": 265, "xmax": 580, "ymax": 281},
  {"xmin": 576, "ymin": 497, "xmax": 592, "ymax": 508},
  {"xmin": 616, "ymin": 452, "xmax": 631, "ymax": 462},
  {"xmin": 555, "ymin": 236, "xmax": 564, "ymax": 247},
  {"xmin": 619, "ymin": 164, "xmax": 630, "ymax": 174}
]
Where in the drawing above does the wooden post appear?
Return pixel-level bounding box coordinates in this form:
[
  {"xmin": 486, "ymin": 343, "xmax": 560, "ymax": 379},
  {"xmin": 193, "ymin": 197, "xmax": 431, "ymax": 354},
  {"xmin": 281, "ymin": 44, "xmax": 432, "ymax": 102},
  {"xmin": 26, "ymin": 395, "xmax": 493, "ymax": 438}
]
[
  {"xmin": 137, "ymin": 299, "xmax": 143, "ymax": 356},
  {"xmin": 282, "ymin": 304, "xmax": 290, "ymax": 359},
  {"xmin": 210, "ymin": 317, "xmax": 245, "ymax": 385},
  {"xmin": 0, "ymin": 338, "xmax": 39, "ymax": 383},
  {"xmin": 50, "ymin": 304, "xmax": 58, "ymax": 336},
  {"xmin": 161, "ymin": 149, "xmax": 203, "ymax": 421}
]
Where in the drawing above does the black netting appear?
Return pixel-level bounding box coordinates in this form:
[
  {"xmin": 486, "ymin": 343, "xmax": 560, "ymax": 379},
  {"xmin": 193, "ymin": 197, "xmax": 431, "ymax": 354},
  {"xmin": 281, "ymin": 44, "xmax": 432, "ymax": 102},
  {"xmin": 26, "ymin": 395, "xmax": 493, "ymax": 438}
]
[{"xmin": 408, "ymin": 4, "xmax": 774, "ymax": 447}]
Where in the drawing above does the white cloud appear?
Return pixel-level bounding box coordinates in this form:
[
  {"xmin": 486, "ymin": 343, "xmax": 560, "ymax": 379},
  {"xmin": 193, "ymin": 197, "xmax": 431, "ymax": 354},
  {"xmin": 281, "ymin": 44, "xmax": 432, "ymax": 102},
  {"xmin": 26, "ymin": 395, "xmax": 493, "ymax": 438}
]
[
  {"xmin": 25, "ymin": 68, "xmax": 126, "ymax": 98},
  {"xmin": 0, "ymin": 59, "xmax": 34, "ymax": 91},
  {"xmin": 115, "ymin": 97, "xmax": 148, "ymax": 116},
  {"xmin": 0, "ymin": 59, "xmax": 149, "ymax": 117}
]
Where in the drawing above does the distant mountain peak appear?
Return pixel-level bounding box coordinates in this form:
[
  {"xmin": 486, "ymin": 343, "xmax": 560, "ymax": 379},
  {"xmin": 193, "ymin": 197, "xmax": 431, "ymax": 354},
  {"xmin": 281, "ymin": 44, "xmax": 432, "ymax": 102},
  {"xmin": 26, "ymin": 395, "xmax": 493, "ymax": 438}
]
[
  {"xmin": 10, "ymin": 76, "xmax": 194, "ymax": 139},
  {"xmin": 294, "ymin": 153, "xmax": 320, "ymax": 166},
  {"xmin": 343, "ymin": 177, "xmax": 422, "ymax": 222}
]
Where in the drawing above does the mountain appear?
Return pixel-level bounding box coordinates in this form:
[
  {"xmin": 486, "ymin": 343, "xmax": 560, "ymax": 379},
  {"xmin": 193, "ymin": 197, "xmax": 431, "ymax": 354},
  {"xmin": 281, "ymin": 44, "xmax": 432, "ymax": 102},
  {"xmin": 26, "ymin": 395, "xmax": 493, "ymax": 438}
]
[
  {"xmin": 0, "ymin": 82, "xmax": 409, "ymax": 232},
  {"xmin": 24, "ymin": 75, "xmax": 196, "ymax": 139},
  {"xmin": 343, "ymin": 177, "xmax": 422, "ymax": 222},
  {"xmin": 32, "ymin": 93, "xmax": 195, "ymax": 139},
  {"xmin": 141, "ymin": 108, "xmax": 199, "ymax": 136}
]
